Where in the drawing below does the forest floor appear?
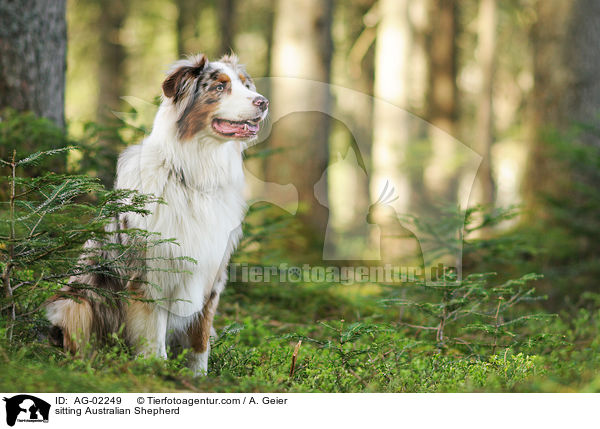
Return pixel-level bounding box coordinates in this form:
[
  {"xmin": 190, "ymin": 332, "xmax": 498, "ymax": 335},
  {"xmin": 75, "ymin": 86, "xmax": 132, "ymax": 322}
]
[{"xmin": 1, "ymin": 281, "xmax": 599, "ymax": 393}]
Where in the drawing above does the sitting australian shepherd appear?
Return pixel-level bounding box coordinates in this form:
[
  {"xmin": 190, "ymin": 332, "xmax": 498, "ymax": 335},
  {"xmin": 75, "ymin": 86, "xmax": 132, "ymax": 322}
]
[{"xmin": 45, "ymin": 54, "xmax": 268, "ymax": 375}]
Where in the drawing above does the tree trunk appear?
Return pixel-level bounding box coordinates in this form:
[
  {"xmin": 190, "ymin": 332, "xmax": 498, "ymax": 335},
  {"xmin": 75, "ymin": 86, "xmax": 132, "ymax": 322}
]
[
  {"xmin": 217, "ymin": 0, "xmax": 236, "ymax": 56},
  {"xmin": 474, "ymin": 0, "xmax": 497, "ymax": 207},
  {"xmin": 525, "ymin": 0, "xmax": 600, "ymax": 301},
  {"xmin": 525, "ymin": 0, "xmax": 573, "ymax": 207},
  {"xmin": 370, "ymin": 0, "xmax": 420, "ymax": 264},
  {"xmin": 0, "ymin": 0, "xmax": 67, "ymax": 129},
  {"xmin": 407, "ymin": 0, "xmax": 430, "ymax": 116},
  {"xmin": 560, "ymin": 0, "xmax": 600, "ymax": 144},
  {"xmin": 96, "ymin": 0, "xmax": 128, "ymax": 123},
  {"xmin": 424, "ymin": 0, "xmax": 458, "ymax": 199},
  {"xmin": 175, "ymin": 0, "xmax": 203, "ymax": 56},
  {"xmin": 528, "ymin": 0, "xmax": 600, "ymax": 201},
  {"xmin": 267, "ymin": 0, "xmax": 333, "ymax": 248},
  {"xmin": 428, "ymin": 0, "xmax": 457, "ymax": 134},
  {"xmin": 322, "ymin": 0, "xmax": 376, "ymax": 260},
  {"xmin": 371, "ymin": 0, "xmax": 412, "ymax": 213}
]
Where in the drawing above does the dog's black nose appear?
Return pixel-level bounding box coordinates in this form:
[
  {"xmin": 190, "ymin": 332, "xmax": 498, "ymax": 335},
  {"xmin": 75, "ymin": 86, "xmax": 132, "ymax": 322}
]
[{"xmin": 253, "ymin": 96, "xmax": 269, "ymax": 111}]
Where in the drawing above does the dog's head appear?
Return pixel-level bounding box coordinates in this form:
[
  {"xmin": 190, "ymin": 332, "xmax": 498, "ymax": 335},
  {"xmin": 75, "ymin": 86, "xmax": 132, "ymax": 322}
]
[{"xmin": 162, "ymin": 53, "xmax": 268, "ymax": 142}]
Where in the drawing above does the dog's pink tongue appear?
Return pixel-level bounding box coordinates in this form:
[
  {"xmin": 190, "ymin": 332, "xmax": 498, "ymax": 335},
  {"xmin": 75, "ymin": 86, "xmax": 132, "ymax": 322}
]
[
  {"xmin": 215, "ymin": 121, "xmax": 244, "ymax": 133},
  {"xmin": 213, "ymin": 119, "xmax": 259, "ymax": 137}
]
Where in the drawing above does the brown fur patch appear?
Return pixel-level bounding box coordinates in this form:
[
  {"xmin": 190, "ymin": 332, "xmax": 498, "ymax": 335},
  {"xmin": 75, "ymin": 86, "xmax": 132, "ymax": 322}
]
[
  {"xmin": 217, "ymin": 73, "xmax": 230, "ymax": 83},
  {"xmin": 237, "ymin": 68, "xmax": 255, "ymax": 90},
  {"xmin": 126, "ymin": 299, "xmax": 152, "ymax": 323},
  {"xmin": 187, "ymin": 293, "xmax": 219, "ymax": 353},
  {"xmin": 125, "ymin": 274, "xmax": 151, "ymax": 313},
  {"xmin": 177, "ymin": 99, "xmax": 220, "ymax": 140}
]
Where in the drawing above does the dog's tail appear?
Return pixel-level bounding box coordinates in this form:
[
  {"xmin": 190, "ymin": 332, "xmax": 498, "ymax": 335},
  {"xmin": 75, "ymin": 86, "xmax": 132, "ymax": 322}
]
[
  {"xmin": 45, "ymin": 270, "xmax": 129, "ymax": 354},
  {"xmin": 45, "ymin": 293, "xmax": 94, "ymax": 354}
]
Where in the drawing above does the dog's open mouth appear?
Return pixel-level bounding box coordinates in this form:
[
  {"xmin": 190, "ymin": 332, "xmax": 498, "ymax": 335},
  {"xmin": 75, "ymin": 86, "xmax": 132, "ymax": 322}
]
[{"xmin": 212, "ymin": 118, "xmax": 260, "ymax": 138}]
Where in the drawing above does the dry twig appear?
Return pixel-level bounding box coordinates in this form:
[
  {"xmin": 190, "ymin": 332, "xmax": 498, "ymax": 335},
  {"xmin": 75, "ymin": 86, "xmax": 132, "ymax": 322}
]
[{"xmin": 289, "ymin": 340, "xmax": 302, "ymax": 378}]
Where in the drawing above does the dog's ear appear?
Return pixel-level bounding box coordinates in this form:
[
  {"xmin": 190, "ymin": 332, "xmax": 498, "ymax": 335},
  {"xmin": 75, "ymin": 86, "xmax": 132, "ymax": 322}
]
[
  {"xmin": 162, "ymin": 54, "xmax": 208, "ymax": 99},
  {"xmin": 162, "ymin": 67, "xmax": 188, "ymax": 99}
]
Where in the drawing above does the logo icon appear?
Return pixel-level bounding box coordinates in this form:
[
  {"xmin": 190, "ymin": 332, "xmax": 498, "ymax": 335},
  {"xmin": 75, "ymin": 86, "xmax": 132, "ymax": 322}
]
[{"xmin": 3, "ymin": 395, "xmax": 50, "ymax": 426}]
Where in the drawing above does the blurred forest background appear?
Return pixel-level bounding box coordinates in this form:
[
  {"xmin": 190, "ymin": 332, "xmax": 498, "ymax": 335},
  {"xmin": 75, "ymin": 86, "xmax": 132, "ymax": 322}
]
[{"xmin": 0, "ymin": 0, "xmax": 599, "ymax": 392}]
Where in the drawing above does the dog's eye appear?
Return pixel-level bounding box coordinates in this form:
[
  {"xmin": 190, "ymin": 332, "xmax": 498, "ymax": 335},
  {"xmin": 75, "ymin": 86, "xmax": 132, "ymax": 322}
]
[{"xmin": 216, "ymin": 84, "xmax": 224, "ymax": 92}]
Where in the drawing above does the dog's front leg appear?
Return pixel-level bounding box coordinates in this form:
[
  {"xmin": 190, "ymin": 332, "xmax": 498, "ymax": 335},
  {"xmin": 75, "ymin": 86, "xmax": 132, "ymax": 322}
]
[
  {"xmin": 126, "ymin": 301, "xmax": 169, "ymax": 359},
  {"xmin": 186, "ymin": 291, "xmax": 220, "ymax": 375}
]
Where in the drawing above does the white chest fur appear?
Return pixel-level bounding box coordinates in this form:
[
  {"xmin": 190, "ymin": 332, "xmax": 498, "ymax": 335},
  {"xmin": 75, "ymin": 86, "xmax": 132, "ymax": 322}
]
[{"xmin": 115, "ymin": 124, "xmax": 246, "ymax": 321}]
